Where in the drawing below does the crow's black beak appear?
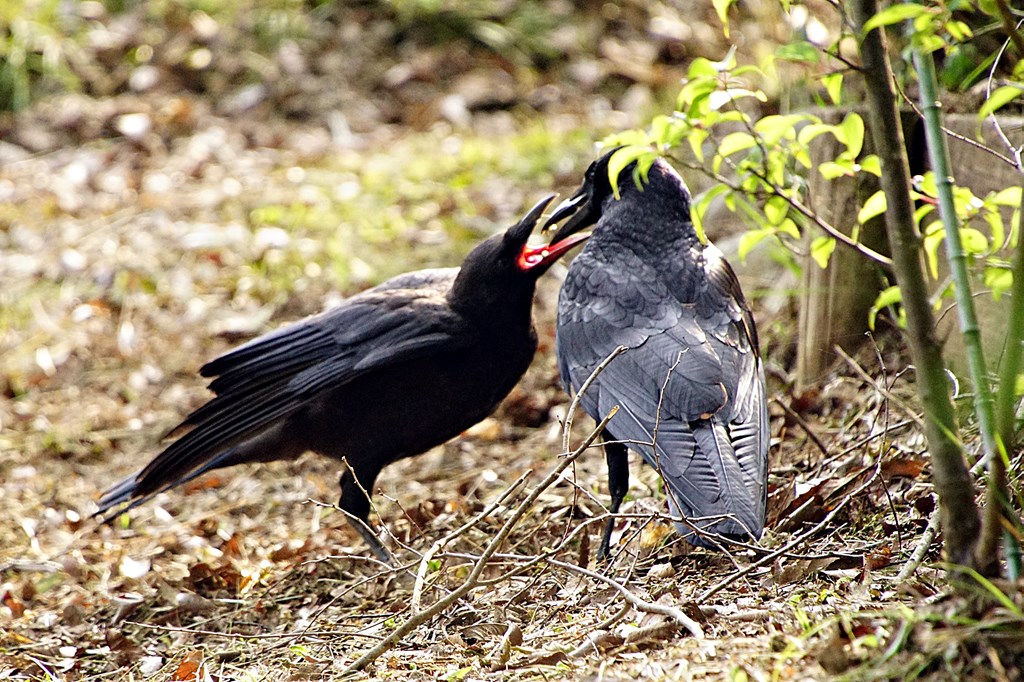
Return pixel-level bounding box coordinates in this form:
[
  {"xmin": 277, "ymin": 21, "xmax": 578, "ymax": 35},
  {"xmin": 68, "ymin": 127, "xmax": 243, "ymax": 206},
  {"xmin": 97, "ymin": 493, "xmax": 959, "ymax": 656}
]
[
  {"xmin": 523, "ymin": 193, "xmax": 557, "ymax": 229},
  {"xmin": 543, "ymin": 192, "xmax": 585, "ymax": 232},
  {"xmin": 506, "ymin": 194, "xmax": 557, "ymax": 245},
  {"xmin": 544, "ymin": 189, "xmax": 598, "ymax": 245}
]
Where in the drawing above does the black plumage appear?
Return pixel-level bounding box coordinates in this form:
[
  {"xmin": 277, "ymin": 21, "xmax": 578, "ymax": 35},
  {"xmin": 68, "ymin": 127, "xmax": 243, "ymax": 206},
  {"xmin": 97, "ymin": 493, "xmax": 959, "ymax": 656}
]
[
  {"xmin": 546, "ymin": 151, "xmax": 769, "ymax": 557},
  {"xmin": 97, "ymin": 196, "xmax": 589, "ymax": 562}
]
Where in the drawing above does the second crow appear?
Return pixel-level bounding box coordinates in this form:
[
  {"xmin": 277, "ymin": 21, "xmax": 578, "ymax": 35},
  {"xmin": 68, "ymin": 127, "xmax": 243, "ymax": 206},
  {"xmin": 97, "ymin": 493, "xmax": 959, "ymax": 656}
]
[{"xmin": 546, "ymin": 150, "xmax": 769, "ymax": 558}]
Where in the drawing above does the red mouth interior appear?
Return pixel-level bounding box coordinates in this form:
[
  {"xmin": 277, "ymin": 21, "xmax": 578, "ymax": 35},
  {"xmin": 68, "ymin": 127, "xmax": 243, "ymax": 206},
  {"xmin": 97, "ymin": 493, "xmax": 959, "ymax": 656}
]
[{"xmin": 516, "ymin": 232, "xmax": 590, "ymax": 271}]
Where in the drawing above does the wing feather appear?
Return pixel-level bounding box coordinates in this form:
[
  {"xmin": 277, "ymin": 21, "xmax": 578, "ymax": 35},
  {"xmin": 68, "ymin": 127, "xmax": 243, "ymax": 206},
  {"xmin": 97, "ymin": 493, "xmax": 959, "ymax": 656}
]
[{"xmin": 557, "ymin": 241, "xmax": 768, "ymax": 540}]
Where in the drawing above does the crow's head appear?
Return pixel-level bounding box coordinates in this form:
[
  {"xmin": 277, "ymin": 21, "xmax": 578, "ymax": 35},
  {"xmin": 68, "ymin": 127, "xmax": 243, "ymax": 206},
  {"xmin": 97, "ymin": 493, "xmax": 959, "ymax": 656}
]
[
  {"xmin": 544, "ymin": 149, "xmax": 692, "ymax": 245},
  {"xmin": 451, "ymin": 195, "xmax": 591, "ymax": 308},
  {"xmin": 542, "ymin": 148, "xmax": 621, "ymax": 244}
]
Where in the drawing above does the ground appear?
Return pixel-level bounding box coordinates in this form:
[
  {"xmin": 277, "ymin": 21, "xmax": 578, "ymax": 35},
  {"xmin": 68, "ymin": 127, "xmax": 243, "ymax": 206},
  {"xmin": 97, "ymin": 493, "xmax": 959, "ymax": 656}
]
[{"xmin": 2, "ymin": 2, "xmax": 1023, "ymax": 681}]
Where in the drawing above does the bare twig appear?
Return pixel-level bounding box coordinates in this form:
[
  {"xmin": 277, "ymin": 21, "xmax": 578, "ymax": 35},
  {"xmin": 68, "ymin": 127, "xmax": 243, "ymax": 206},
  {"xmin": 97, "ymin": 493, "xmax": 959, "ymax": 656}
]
[
  {"xmin": 773, "ymin": 397, "xmax": 830, "ymax": 458},
  {"xmin": 896, "ymin": 506, "xmax": 942, "ymax": 582},
  {"xmin": 544, "ymin": 557, "xmax": 704, "ymax": 638},
  {"xmin": 562, "ymin": 345, "xmax": 628, "ymax": 454},
  {"xmin": 835, "ymin": 346, "xmax": 925, "ymax": 429},
  {"xmin": 674, "ymin": 156, "xmax": 894, "ymax": 268},
  {"xmin": 126, "ymin": 621, "xmax": 383, "ymax": 641},
  {"xmin": 899, "ymin": 457, "xmax": 989, "ymax": 581},
  {"xmin": 411, "ymin": 468, "xmax": 532, "ymax": 611},
  {"xmin": 699, "ymin": 466, "xmax": 881, "ymax": 602},
  {"xmin": 340, "ymin": 405, "xmax": 619, "ymax": 675}
]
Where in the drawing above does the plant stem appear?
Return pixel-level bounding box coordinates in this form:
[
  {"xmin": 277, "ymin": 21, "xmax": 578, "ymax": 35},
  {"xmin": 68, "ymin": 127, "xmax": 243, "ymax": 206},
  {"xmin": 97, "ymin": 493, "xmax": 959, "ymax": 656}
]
[
  {"xmin": 850, "ymin": 0, "xmax": 980, "ymax": 573},
  {"xmin": 992, "ymin": 174, "xmax": 1024, "ymax": 580},
  {"xmin": 912, "ymin": 45, "xmax": 1007, "ymax": 577}
]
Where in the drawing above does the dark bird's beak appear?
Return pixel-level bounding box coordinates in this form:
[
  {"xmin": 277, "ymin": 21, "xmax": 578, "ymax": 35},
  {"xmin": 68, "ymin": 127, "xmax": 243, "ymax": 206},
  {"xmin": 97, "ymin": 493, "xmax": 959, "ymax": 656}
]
[
  {"xmin": 514, "ymin": 194, "xmax": 590, "ymax": 272},
  {"xmin": 543, "ymin": 187, "xmax": 598, "ymax": 245},
  {"xmin": 544, "ymin": 191, "xmax": 586, "ymax": 229}
]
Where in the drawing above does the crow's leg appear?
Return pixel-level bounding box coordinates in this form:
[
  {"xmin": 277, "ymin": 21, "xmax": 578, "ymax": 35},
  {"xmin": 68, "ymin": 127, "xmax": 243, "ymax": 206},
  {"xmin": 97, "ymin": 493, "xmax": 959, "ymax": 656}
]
[
  {"xmin": 337, "ymin": 462, "xmax": 392, "ymax": 565},
  {"xmin": 598, "ymin": 439, "xmax": 630, "ymax": 562}
]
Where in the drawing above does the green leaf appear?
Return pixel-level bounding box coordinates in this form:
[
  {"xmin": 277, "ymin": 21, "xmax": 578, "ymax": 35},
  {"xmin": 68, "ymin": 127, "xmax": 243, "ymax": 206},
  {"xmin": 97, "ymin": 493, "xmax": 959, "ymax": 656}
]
[
  {"xmin": 822, "ymin": 72, "xmax": 843, "ymax": 105},
  {"xmin": 984, "ymin": 209, "xmax": 1005, "ymax": 250},
  {"xmin": 923, "ymin": 223, "xmax": 945, "ymax": 278},
  {"xmin": 914, "ymin": 203, "xmax": 936, "ymax": 226},
  {"xmin": 738, "ymin": 227, "xmax": 773, "ymax": 262},
  {"xmin": 990, "ymin": 186, "xmax": 1023, "ymax": 207},
  {"xmin": 796, "ymin": 122, "xmax": 834, "ymax": 147},
  {"xmin": 984, "ymin": 266, "xmax": 1012, "ymax": 301},
  {"xmin": 819, "ymin": 160, "xmax": 855, "ymax": 180},
  {"xmin": 944, "ymin": 19, "xmax": 973, "ymax": 43},
  {"xmin": 810, "ymin": 236, "xmax": 837, "ymax": 269},
  {"xmin": 840, "ymin": 112, "xmax": 865, "ymax": 158},
  {"xmin": 863, "ymin": 4, "xmax": 930, "ymax": 32},
  {"xmin": 754, "ymin": 114, "xmax": 802, "ymax": 146},
  {"xmin": 687, "ymin": 58, "xmax": 718, "ymax": 80},
  {"xmin": 776, "ymin": 217, "xmax": 800, "ymax": 239},
  {"xmin": 978, "ymin": 84, "xmax": 1024, "ymax": 120},
  {"xmin": 718, "ymin": 131, "xmax": 758, "ymax": 158},
  {"xmin": 712, "ymin": 0, "xmax": 736, "ymax": 37},
  {"xmin": 764, "ymin": 195, "xmax": 789, "ymax": 225},
  {"xmin": 689, "ymin": 127, "xmax": 708, "ymax": 163},
  {"xmin": 651, "ymin": 115, "xmax": 686, "ymax": 148},
  {"xmin": 914, "ymin": 33, "xmax": 946, "ymax": 55},
  {"xmin": 858, "ymin": 190, "xmax": 887, "ymax": 224},
  {"xmin": 707, "ymin": 88, "xmax": 765, "ymax": 112},
  {"xmin": 869, "ymin": 285, "xmax": 902, "ymax": 330},
  {"xmin": 692, "ymin": 184, "xmax": 730, "ymax": 243},
  {"xmin": 776, "ymin": 40, "xmax": 820, "ymax": 63},
  {"xmin": 858, "ymin": 155, "xmax": 882, "ymax": 176},
  {"xmin": 960, "ymin": 227, "xmax": 989, "ymax": 254},
  {"xmin": 607, "ymin": 145, "xmax": 655, "ymax": 199}
]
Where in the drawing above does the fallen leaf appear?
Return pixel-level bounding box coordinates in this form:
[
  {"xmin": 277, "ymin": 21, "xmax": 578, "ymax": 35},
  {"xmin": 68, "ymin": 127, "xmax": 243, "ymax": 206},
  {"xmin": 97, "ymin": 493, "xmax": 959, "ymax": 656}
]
[
  {"xmin": 171, "ymin": 650, "xmax": 206, "ymax": 681},
  {"xmin": 881, "ymin": 457, "xmax": 927, "ymax": 479}
]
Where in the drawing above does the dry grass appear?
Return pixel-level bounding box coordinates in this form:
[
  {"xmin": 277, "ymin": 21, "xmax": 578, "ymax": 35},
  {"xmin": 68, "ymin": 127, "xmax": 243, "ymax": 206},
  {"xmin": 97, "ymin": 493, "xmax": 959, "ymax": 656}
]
[{"xmin": 3, "ymin": 4, "xmax": 1024, "ymax": 679}]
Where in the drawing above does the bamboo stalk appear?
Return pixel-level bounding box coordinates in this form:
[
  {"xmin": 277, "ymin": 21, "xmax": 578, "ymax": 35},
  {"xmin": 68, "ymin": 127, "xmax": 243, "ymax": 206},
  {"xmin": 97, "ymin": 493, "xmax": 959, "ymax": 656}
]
[{"xmin": 851, "ymin": 0, "xmax": 980, "ymax": 573}]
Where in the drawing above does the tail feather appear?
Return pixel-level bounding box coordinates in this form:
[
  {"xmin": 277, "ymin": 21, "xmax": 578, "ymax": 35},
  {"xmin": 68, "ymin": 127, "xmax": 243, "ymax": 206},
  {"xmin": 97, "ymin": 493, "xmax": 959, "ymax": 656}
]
[
  {"xmin": 95, "ymin": 425, "xmax": 303, "ymax": 521},
  {"xmin": 95, "ymin": 445, "xmax": 245, "ymax": 521},
  {"xmin": 673, "ymin": 419, "xmax": 762, "ymax": 543}
]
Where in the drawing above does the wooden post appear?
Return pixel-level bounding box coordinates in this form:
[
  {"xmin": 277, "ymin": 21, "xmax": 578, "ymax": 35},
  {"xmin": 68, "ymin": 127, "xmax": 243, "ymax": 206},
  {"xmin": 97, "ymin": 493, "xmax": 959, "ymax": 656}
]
[
  {"xmin": 795, "ymin": 108, "xmax": 890, "ymax": 392},
  {"xmin": 795, "ymin": 111, "xmax": 1022, "ymax": 390}
]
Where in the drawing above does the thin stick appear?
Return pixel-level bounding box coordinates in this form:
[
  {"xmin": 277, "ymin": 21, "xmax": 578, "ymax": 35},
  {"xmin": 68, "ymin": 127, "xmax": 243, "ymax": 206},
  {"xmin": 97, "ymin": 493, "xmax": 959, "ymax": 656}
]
[
  {"xmin": 562, "ymin": 345, "xmax": 628, "ymax": 454},
  {"xmin": 835, "ymin": 346, "xmax": 925, "ymax": 429},
  {"xmin": 896, "ymin": 507, "xmax": 941, "ymax": 582},
  {"xmin": 898, "ymin": 457, "xmax": 988, "ymax": 581},
  {"xmin": 699, "ymin": 466, "xmax": 880, "ymax": 602},
  {"xmin": 340, "ymin": 407, "xmax": 618, "ymax": 675},
  {"xmin": 544, "ymin": 558, "xmax": 704, "ymax": 638},
  {"xmin": 410, "ymin": 469, "xmax": 532, "ymax": 611},
  {"xmin": 773, "ymin": 397, "xmax": 830, "ymax": 458},
  {"xmin": 442, "ymin": 549, "xmax": 704, "ymax": 640}
]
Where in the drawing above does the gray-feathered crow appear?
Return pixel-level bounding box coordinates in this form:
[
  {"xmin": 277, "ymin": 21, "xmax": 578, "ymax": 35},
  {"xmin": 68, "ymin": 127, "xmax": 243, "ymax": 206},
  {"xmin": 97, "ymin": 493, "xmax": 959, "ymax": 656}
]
[
  {"xmin": 97, "ymin": 196, "xmax": 589, "ymax": 562},
  {"xmin": 545, "ymin": 150, "xmax": 769, "ymax": 558}
]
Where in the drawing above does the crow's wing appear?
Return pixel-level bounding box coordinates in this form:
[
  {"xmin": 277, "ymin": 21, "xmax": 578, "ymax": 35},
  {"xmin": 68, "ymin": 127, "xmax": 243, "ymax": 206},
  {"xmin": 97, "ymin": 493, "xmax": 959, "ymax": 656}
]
[
  {"xmin": 557, "ymin": 243, "xmax": 767, "ymax": 537},
  {"xmin": 113, "ymin": 269, "xmax": 474, "ymax": 502}
]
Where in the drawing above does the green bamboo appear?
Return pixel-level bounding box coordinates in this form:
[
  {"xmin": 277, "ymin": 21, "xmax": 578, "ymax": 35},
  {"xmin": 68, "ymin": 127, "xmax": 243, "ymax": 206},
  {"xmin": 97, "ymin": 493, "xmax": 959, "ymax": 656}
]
[
  {"xmin": 992, "ymin": 176, "xmax": 1024, "ymax": 579},
  {"xmin": 911, "ymin": 47, "xmax": 1018, "ymax": 578},
  {"xmin": 852, "ymin": 0, "xmax": 980, "ymax": 572}
]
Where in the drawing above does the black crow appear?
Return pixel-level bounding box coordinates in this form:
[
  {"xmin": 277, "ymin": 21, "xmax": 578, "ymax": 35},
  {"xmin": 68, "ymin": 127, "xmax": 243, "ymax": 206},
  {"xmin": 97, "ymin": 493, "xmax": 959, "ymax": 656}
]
[
  {"xmin": 97, "ymin": 196, "xmax": 589, "ymax": 562},
  {"xmin": 545, "ymin": 150, "xmax": 769, "ymax": 557}
]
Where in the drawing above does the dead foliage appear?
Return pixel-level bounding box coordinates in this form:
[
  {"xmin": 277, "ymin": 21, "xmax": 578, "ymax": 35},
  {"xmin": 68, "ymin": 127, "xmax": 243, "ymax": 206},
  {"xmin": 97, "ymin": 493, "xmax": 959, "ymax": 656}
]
[{"xmin": 3, "ymin": 2, "xmax": 1023, "ymax": 681}]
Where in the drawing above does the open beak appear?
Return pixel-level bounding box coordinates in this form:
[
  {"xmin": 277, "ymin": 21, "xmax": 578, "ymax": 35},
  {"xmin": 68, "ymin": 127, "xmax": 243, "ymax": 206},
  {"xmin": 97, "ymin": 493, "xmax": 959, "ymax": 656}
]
[
  {"xmin": 517, "ymin": 231, "xmax": 590, "ymax": 271},
  {"xmin": 516, "ymin": 195, "xmax": 591, "ymax": 271},
  {"xmin": 542, "ymin": 191, "xmax": 586, "ymax": 232},
  {"xmin": 542, "ymin": 188, "xmax": 598, "ymax": 245}
]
